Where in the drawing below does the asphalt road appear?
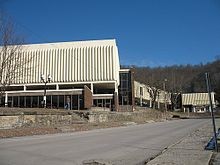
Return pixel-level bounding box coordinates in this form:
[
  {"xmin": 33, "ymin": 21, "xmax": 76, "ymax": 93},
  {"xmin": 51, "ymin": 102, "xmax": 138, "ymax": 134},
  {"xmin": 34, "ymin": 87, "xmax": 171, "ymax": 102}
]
[{"xmin": 0, "ymin": 119, "xmax": 209, "ymax": 165}]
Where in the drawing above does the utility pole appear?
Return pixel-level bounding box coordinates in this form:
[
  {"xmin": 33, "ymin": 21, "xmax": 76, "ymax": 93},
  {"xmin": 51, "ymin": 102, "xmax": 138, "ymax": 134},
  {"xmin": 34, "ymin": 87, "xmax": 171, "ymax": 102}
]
[
  {"xmin": 205, "ymin": 72, "xmax": 218, "ymax": 152},
  {"xmin": 163, "ymin": 79, "xmax": 167, "ymax": 114}
]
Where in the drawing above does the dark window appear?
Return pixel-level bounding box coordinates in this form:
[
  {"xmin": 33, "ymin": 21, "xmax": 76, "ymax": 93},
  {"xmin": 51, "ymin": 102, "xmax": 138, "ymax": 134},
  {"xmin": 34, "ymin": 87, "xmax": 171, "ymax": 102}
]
[
  {"xmin": 140, "ymin": 87, "xmax": 143, "ymax": 96},
  {"xmin": 119, "ymin": 71, "xmax": 132, "ymax": 105},
  {"xmin": 32, "ymin": 96, "xmax": 39, "ymax": 107}
]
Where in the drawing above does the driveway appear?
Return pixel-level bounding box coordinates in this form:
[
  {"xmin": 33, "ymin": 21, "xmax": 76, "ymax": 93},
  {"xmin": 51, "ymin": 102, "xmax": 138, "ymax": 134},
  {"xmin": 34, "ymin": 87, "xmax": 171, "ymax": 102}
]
[{"xmin": 0, "ymin": 119, "xmax": 209, "ymax": 165}]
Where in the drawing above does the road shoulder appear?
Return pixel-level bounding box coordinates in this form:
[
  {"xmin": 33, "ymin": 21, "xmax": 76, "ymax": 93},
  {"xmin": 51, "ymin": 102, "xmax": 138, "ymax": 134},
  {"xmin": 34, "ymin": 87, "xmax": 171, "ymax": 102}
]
[{"xmin": 146, "ymin": 122, "xmax": 213, "ymax": 165}]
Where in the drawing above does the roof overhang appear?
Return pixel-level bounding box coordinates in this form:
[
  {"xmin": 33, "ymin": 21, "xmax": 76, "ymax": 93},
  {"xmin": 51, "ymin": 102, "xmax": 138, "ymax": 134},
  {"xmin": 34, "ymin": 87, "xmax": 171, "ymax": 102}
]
[
  {"xmin": 93, "ymin": 94, "xmax": 114, "ymax": 99},
  {"xmin": 6, "ymin": 89, "xmax": 83, "ymax": 96}
]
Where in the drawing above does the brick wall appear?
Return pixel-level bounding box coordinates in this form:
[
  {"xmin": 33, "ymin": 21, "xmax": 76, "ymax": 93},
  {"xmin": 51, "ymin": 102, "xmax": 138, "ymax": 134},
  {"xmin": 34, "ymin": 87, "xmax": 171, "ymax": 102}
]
[{"xmin": 84, "ymin": 85, "xmax": 93, "ymax": 109}]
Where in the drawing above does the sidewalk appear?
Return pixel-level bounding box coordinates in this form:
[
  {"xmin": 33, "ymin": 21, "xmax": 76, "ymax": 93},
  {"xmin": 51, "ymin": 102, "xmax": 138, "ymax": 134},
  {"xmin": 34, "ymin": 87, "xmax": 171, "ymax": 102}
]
[
  {"xmin": 210, "ymin": 118, "xmax": 220, "ymax": 165},
  {"xmin": 211, "ymin": 152, "xmax": 220, "ymax": 165},
  {"xmin": 147, "ymin": 120, "xmax": 214, "ymax": 165}
]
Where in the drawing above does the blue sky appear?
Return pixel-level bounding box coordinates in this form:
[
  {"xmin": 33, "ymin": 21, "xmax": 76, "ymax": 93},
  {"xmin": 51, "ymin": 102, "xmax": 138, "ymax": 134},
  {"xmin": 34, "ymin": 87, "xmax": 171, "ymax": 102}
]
[{"xmin": 1, "ymin": 0, "xmax": 220, "ymax": 67}]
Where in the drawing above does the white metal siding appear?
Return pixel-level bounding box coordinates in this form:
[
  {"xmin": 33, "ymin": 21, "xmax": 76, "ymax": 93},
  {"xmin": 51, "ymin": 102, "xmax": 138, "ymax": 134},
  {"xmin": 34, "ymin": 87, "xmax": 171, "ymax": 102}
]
[
  {"xmin": 2, "ymin": 39, "xmax": 120, "ymax": 85},
  {"xmin": 182, "ymin": 93, "xmax": 216, "ymax": 106}
]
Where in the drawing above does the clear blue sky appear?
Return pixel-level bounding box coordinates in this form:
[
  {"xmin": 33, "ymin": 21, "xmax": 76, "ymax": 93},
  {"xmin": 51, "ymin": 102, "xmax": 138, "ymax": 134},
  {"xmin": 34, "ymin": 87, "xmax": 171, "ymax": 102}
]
[{"xmin": 1, "ymin": 0, "xmax": 220, "ymax": 67}]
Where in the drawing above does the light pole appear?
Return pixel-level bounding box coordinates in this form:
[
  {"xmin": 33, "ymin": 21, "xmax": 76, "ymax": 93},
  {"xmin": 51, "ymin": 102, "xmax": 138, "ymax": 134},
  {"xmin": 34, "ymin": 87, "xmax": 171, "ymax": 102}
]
[
  {"xmin": 163, "ymin": 79, "xmax": 167, "ymax": 113},
  {"xmin": 41, "ymin": 74, "xmax": 52, "ymax": 108}
]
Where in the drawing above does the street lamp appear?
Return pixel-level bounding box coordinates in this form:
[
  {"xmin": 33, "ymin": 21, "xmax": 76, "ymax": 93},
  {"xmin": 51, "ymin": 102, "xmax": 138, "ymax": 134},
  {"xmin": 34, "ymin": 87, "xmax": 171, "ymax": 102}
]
[
  {"xmin": 163, "ymin": 79, "xmax": 168, "ymax": 113},
  {"xmin": 41, "ymin": 74, "xmax": 52, "ymax": 108}
]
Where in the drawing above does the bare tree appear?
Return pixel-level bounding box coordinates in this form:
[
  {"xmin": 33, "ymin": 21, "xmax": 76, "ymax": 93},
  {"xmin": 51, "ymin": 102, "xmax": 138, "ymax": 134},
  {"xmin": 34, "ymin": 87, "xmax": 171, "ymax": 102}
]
[
  {"xmin": 0, "ymin": 14, "xmax": 29, "ymax": 105},
  {"xmin": 133, "ymin": 67, "xmax": 163, "ymax": 109},
  {"xmin": 147, "ymin": 86, "xmax": 159, "ymax": 109}
]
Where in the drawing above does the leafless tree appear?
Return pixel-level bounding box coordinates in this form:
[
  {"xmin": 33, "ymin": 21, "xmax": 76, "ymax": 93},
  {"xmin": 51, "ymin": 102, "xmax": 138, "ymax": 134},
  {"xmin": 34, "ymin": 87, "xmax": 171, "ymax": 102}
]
[
  {"xmin": 0, "ymin": 14, "xmax": 29, "ymax": 105},
  {"xmin": 133, "ymin": 69, "xmax": 162, "ymax": 109},
  {"xmin": 147, "ymin": 86, "xmax": 159, "ymax": 109},
  {"xmin": 132, "ymin": 58, "xmax": 220, "ymax": 109}
]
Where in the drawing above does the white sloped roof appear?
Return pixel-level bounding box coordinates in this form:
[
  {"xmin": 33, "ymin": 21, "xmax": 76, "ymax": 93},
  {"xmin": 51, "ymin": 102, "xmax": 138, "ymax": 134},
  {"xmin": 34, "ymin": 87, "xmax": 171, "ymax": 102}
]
[{"xmin": 182, "ymin": 93, "xmax": 215, "ymax": 106}]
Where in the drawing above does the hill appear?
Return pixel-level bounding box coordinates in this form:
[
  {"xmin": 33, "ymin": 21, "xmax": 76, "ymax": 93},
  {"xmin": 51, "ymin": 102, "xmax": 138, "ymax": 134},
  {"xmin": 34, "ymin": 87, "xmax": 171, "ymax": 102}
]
[{"xmin": 126, "ymin": 59, "xmax": 220, "ymax": 104}]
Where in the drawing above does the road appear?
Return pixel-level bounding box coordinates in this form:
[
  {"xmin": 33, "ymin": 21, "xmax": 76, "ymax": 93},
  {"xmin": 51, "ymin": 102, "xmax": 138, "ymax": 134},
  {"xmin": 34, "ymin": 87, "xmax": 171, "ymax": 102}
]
[{"xmin": 0, "ymin": 119, "xmax": 209, "ymax": 165}]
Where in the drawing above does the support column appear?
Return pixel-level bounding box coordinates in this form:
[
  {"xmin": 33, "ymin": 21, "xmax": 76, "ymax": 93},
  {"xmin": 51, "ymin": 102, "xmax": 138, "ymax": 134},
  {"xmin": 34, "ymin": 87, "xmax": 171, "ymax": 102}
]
[
  {"xmin": 157, "ymin": 94, "xmax": 160, "ymax": 109},
  {"xmin": 211, "ymin": 92, "xmax": 215, "ymax": 108},
  {"xmin": 149, "ymin": 100, "xmax": 152, "ymax": 108},
  {"xmin": 114, "ymin": 82, "xmax": 119, "ymax": 111},
  {"xmin": 5, "ymin": 93, "xmax": 8, "ymax": 107},
  {"xmin": 43, "ymin": 95, "xmax": 46, "ymax": 108},
  {"xmin": 91, "ymin": 83, "xmax": 94, "ymax": 93},
  {"xmin": 56, "ymin": 84, "xmax": 59, "ymax": 90},
  {"xmin": 114, "ymin": 92, "xmax": 119, "ymax": 111},
  {"xmin": 193, "ymin": 107, "xmax": 196, "ymax": 113},
  {"xmin": 91, "ymin": 83, "xmax": 94, "ymax": 109},
  {"xmin": 140, "ymin": 96, "xmax": 143, "ymax": 106},
  {"xmin": 115, "ymin": 83, "xmax": 118, "ymax": 93}
]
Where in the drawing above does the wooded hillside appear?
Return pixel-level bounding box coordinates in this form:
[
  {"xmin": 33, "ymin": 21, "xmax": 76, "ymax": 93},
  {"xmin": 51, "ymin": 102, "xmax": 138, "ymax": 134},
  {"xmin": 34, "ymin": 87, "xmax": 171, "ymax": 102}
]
[{"xmin": 126, "ymin": 59, "xmax": 220, "ymax": 104}]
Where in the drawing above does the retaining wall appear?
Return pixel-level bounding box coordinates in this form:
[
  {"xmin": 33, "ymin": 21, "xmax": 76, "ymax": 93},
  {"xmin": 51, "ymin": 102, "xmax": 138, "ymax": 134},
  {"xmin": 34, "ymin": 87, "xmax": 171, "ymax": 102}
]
[
  {"xmin": 0, "ymin": 110, "xmax": 171, "ymax": 129},
  {"xmin": 87, "ymin": 110, "xmax": 171, "ymax": 123},
  {"xmin": 0, "ymin": 114, "xmax": 83, "ymax": 129}
]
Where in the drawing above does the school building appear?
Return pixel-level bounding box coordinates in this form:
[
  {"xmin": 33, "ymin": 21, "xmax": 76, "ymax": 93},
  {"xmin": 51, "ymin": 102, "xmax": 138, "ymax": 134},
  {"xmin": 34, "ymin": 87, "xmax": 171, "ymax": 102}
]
[
  {"xmin": 1, "ymin": 39, "xmax": 171, "ymax": 111},
  {"xmin": 2, "ymin": 39, "xmax": 122, "ymax": 110}
]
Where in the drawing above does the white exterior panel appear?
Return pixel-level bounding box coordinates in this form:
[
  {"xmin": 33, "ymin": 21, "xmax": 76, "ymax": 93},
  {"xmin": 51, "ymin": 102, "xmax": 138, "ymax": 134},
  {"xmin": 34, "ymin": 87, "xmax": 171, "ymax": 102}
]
[
  {"xmin": 182, "ymin": 93, "xmax": 216, "ymax": 106},
  {"xmin": 1, "ymin": 39, "xmax": 120, "ymax": 85}
]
